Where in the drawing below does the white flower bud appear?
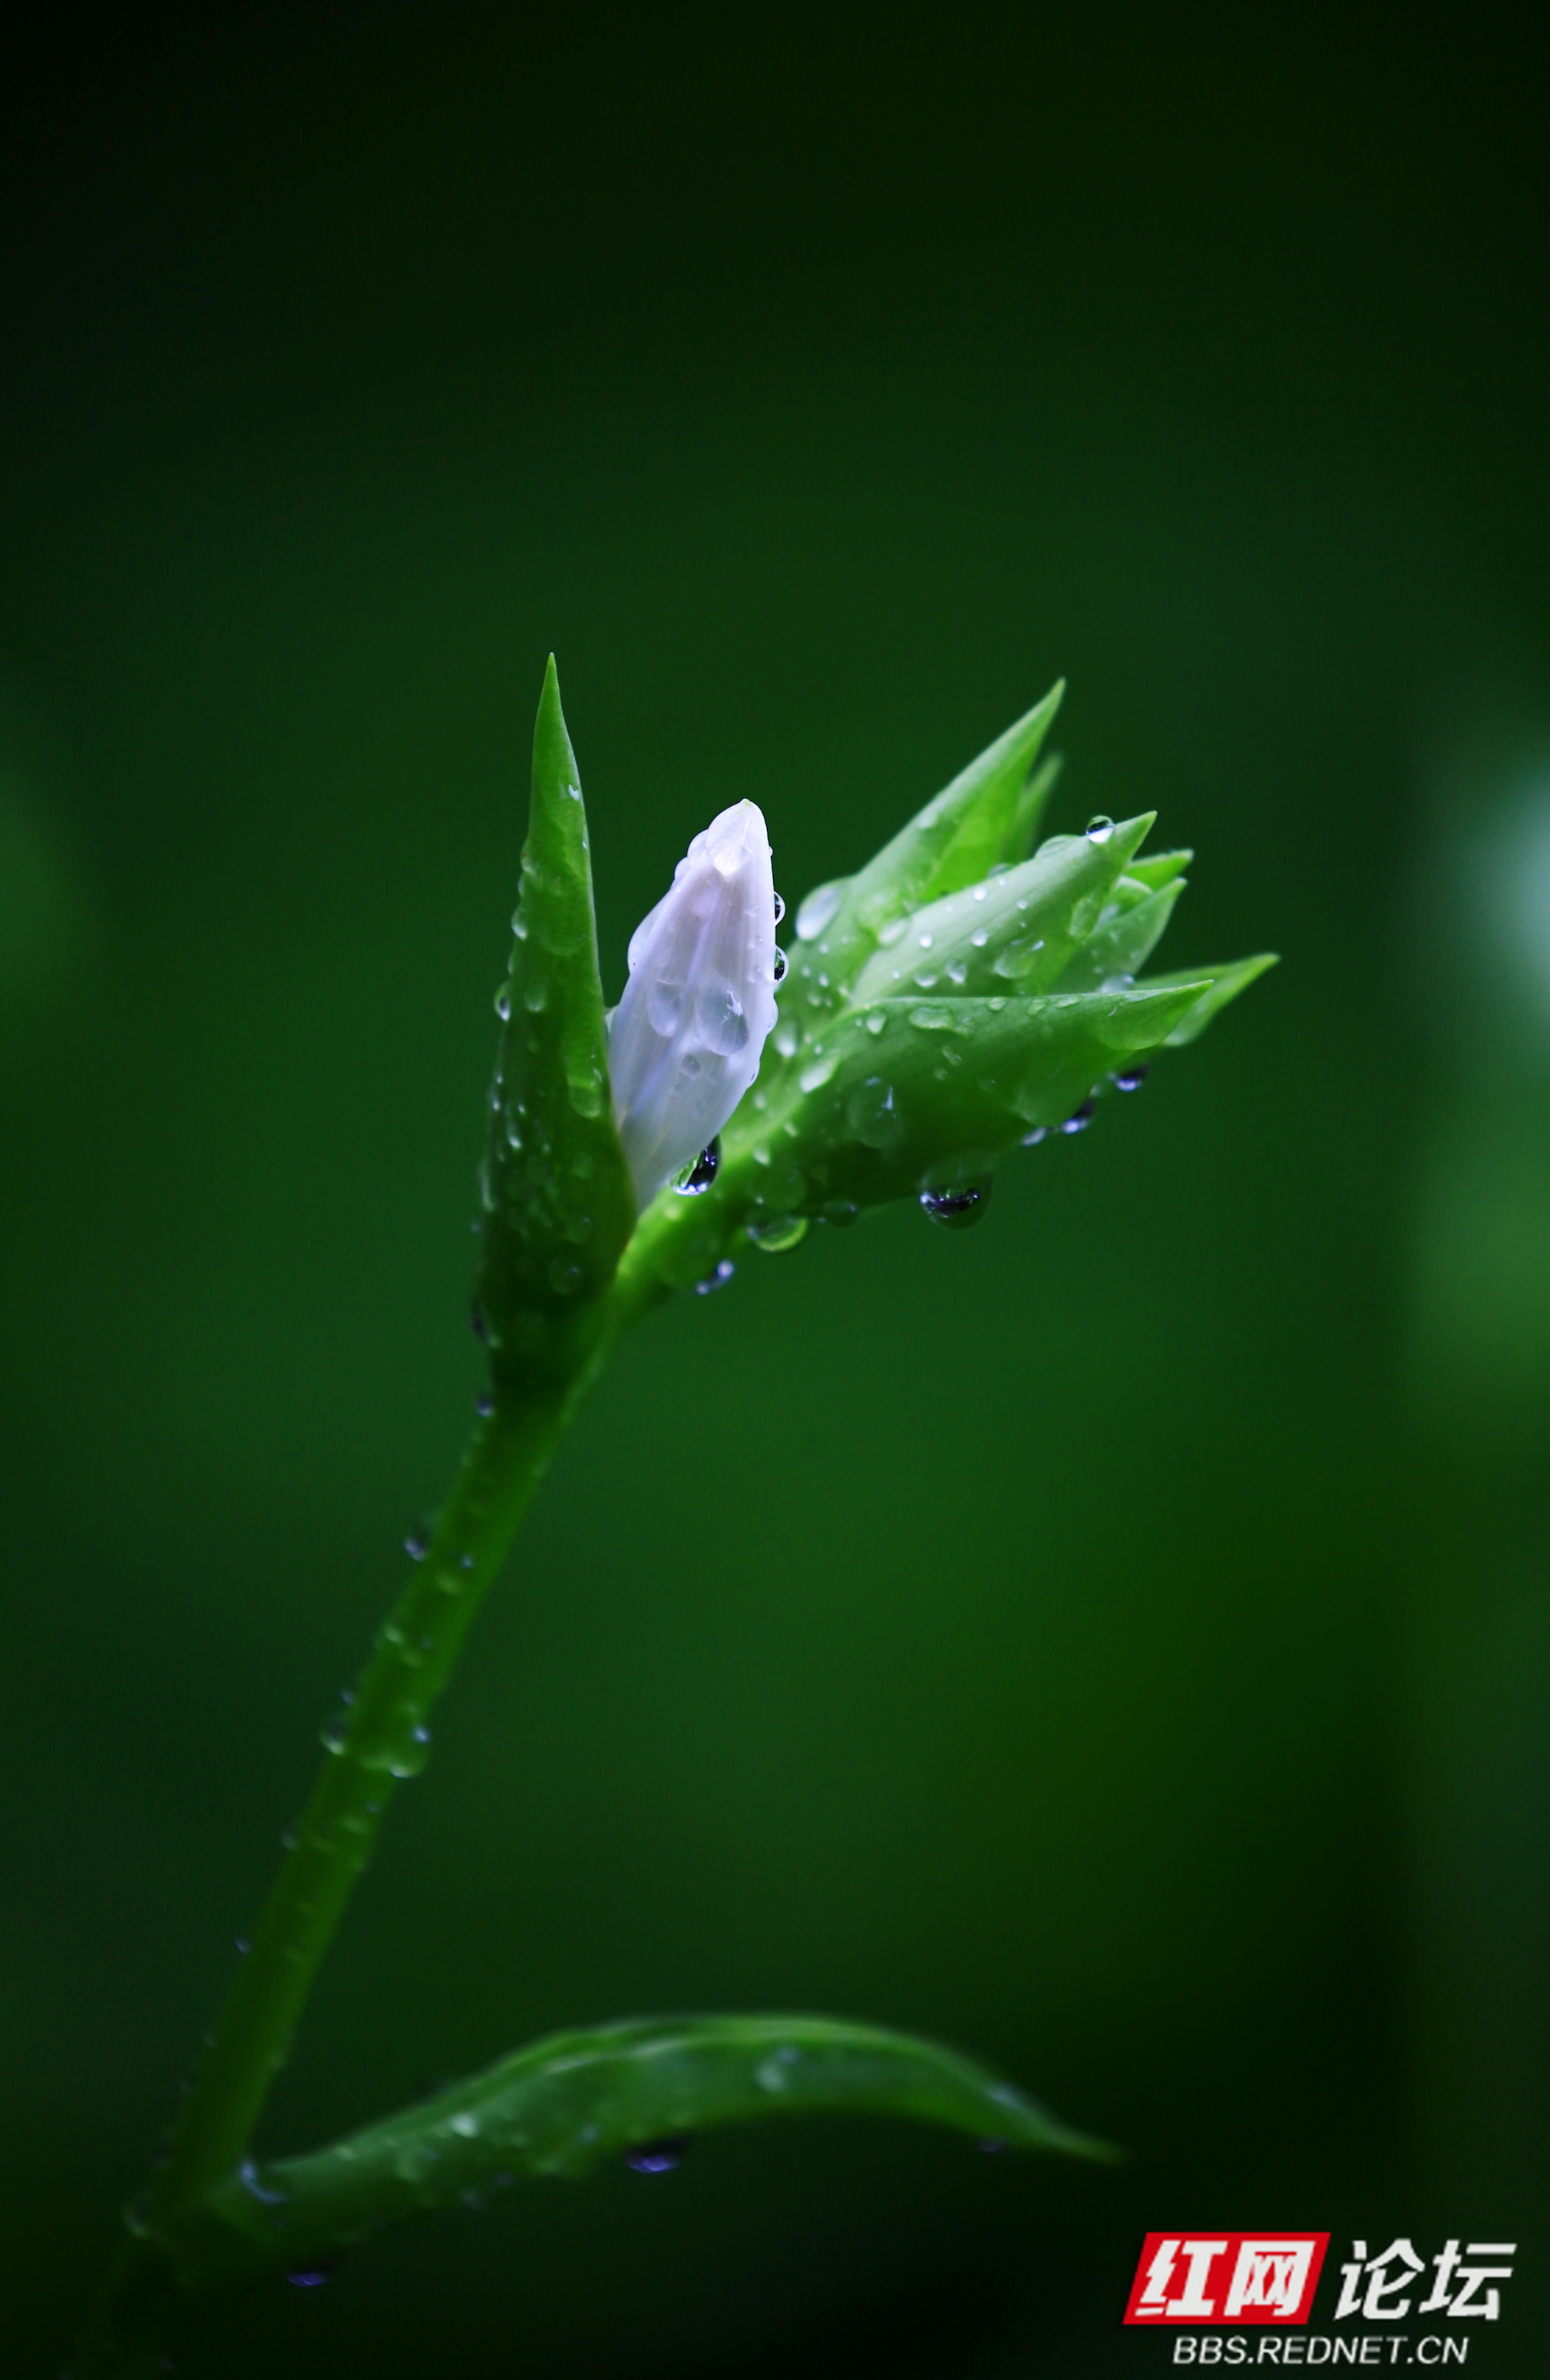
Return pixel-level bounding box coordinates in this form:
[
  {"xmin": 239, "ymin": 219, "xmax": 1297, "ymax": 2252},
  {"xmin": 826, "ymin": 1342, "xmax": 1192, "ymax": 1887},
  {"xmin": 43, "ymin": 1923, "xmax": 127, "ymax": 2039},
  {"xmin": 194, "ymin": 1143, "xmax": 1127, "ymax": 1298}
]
[{"xmin": 610, "ymin": 800, "xmax": 779, "ymax": 1208}]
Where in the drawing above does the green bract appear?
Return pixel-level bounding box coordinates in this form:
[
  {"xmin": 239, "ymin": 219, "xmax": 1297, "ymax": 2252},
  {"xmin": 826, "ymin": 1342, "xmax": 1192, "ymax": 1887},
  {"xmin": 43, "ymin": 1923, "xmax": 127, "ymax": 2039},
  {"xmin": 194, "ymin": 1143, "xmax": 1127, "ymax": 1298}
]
[{"xmin": 473, "ymin": 656, "xmax": 636, "ymax": 1380}]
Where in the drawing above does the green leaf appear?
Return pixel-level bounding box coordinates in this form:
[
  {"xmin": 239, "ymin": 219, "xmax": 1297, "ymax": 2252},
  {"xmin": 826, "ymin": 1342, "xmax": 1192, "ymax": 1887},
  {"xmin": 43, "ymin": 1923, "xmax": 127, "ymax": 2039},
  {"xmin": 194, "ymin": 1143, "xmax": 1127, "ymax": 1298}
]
[
  {"xmin": 1123, "ymin": 847, "xmax": 1192, "ymax": 892},
  {"xmin": 169, "ymin": 2016, "xmax": 1112, "ymax": 2290},
  {"xmin": 1140, "ymin": 953, "xmax": 1281, "ymax": 1045},
  {"xmin": 1054, "ymin": 877, "xmax": 1186, "ymax": 993},
  {"xmin": 474, "ymin": 657, "xmax": 636, "ymax": 1380},
  {"xmin": 849, "ymin": 680, "xmax": 1066, "ymax": 931},
  {"xmin": 847, "ymin": 812, "xmax": 1157, "ymax": 1010},
  {"xmin": 780, "ymin": 686, "xmax": 1066, "ymax": 1017}
]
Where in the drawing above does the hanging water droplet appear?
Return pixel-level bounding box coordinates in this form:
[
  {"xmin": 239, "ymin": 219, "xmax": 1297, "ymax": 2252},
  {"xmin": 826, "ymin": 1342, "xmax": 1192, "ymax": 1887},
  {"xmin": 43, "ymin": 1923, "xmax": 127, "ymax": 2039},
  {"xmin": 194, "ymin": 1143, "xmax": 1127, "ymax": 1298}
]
[
  {"xmin": 795, "ymin": 881, "xmax": 843, "ymax": 940},
  {"xmin": 695, "ymin": 1259, "xmax": 735, "ymax": 1295},
  {"xmin": 772, "ymin": 889, "xmax": 786, "ymax": 925},
  {"xmin": 673, "ymin": 1137, "xmax": 721, "ymax": 1195},
  {"xmin": 285, "ymin": 2266, "xmax": 336, "ymax": 2289},
  {"xmin": 405, "ymin": 1526, "xmax": 429, "ymax": 1560},
  {"xmin": 1085, "ymin": 815, "xmax": 1115, "ymax": 844},
  {"xmin": 1020, "ymin": 1125, "xmax": 1047, "ymax": 1146},
  {"xmin": 747, "ymin": 1214, "xmax": 808, "ymax": 1253},
  {"xmin": 772, "ymin": 946, "xmax": 788, "ymax": 983},
  {"xmin": 1111, "ymin": 1063, "xmax": 1149, "ymax": 1091},
  {"xmin": 475, "ymin": 1393, "xmax": 494, "ymax": 1417},
  {"xmin": 919, "ymin": 1181, "xmax": 993, "ymax": 1229},
  {"xmin": 1061, "ymin": 1097, "xmax": 1096, "ymax": 1133},
  {"xmin": 625, "ymin": 2136, "xmax": 689, "ymax": 2174},
  {"xmin": 319, "ymin": 1721, "xmax": 349, "ymax": 1755},
  {"xmin": 494, "ymin": 985, "xmax": 512, "ymax": 1020}
]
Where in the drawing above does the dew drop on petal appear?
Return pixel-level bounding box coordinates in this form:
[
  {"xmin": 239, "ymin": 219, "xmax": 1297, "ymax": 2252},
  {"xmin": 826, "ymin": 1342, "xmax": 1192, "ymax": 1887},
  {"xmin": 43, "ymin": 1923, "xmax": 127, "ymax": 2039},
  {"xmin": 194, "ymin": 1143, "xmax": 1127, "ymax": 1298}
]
[{"xmin": 673, "ymin": 1138, "xmax": 721, "ymax": 1195}]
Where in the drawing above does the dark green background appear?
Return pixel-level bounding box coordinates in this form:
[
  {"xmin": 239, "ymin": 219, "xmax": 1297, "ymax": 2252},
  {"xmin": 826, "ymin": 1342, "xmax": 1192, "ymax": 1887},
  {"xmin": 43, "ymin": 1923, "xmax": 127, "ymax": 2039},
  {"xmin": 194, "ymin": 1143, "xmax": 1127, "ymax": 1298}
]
[{"xmin": 2, "ymin": 10, "xmax": 1546, "ymax": 2372}]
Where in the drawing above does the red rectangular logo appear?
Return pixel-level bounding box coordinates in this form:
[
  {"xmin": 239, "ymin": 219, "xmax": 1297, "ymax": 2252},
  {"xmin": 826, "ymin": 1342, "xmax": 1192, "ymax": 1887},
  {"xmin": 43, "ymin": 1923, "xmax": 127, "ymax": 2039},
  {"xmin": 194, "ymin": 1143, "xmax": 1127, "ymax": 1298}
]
[{"xmin": 1124, "ymin": 2234, "xmax": 1330, "ymax": 2325}]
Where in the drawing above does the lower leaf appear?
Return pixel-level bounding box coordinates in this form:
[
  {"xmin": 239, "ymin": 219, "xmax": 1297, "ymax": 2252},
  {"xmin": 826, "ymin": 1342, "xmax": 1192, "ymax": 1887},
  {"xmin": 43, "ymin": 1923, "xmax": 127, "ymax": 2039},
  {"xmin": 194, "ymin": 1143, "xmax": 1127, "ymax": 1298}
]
[{"xmin": 168, "ymin": 2014, "xmax": 1115, "ymax": 2290}]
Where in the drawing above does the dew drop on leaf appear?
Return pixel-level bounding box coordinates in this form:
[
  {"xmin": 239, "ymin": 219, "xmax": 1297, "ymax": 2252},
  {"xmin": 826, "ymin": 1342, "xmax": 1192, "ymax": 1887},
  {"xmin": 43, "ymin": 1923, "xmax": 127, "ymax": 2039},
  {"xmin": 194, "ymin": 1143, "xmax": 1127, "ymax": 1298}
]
[
  {"xmin": 795, "ymin": 881, "xmax": 843, "ymax": 940},
  {"xmin": 919, "ymin": 1182, "xmax": 993, "ymax": 1229},
  {"xmin": 625, "ymin": 2137, "xmax": 689, "ymax": 2173},
  {"xmin": 1085, "ymin": 816, "xmax": 1115, "ymax": 844},
  {"xmin": 748, "ymin": 1213, "xmax": 808, "ymax": 1253}
]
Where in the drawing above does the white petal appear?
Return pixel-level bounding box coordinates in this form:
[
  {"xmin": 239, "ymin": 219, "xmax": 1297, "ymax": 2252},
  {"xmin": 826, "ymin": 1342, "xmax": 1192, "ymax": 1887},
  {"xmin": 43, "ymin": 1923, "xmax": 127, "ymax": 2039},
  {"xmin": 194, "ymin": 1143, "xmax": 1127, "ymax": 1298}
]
[{"xmin": 610, "ymin": 800, "xmax": 778, "ymax": 1208}]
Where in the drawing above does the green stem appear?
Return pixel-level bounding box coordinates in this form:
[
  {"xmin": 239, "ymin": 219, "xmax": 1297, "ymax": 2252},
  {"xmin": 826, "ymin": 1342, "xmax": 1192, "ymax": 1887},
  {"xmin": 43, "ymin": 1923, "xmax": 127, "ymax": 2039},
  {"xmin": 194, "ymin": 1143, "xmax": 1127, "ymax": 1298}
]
[{"xmin": 77, "ymin": 1229, "xmax": 680, "ymax": 2371}]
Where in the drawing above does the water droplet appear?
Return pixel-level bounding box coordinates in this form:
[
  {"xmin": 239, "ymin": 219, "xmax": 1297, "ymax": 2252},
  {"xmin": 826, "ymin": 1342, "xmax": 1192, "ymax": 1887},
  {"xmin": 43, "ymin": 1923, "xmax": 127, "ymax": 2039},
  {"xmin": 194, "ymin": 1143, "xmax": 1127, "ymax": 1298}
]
[
  {"xmin": 821, "ymin": 1198, "xmax": 861, "ymax": 1228},
  {"xmin": 877, "ymin": 916, "xmax": 909, "ymax": 947},
  {"xmin": 748, "ymin": 1214, "xmax": 808, "ymax": 1253},
  {"xmin": 449, "ymin": 2111, "xmax": 481, "ymax": 2138},
  {"xmin": 524, "ymin": 977, "xmax": 547, "ymax": 1013},
  {"xmin": 320, "ymin": 1721, "xmax": 349, "ymax": 1755},
  {"xmin": 798, "ymin": 1051, "xmax": 841, "ymax": 1092},
  {"xmin": 1020, "ymin": 1125, "xmax": 1047, "ymax": 1146},
  {"xmin": 1112, "ymin": 1063, "xmax": 1149, "ymax": 1091},
  {"xmin": 772, "ymin": 945, "xmax": 788, "ymax": 983},
  {"xmin": 494, "ymin": 986, "xmax": 512, "ymax": 1020},
  {"xmin": 773, "ymin": 1020, "xmax": 799, "ymax": 1058},
  {"xmin": 695, "ymin": 1259, "xmax": 735, "ymax": 1295},
  {"xmin": 626, "ymin": 2137, "xmax": 689, "ymax": 2173},
  {"xmin": 1061, "ymin": 1096, "xmax": 1096, "ymax": 1133},
  {"xmin": 970, "ymin": 928, "xmax": 990, "ymax": 948},
  {"xmin": 919, "ymin": 1181, "xmax": 993, "ymax": 1229},
  {"xmin": 945, "ymin": 960, "xmax": 967, "ymax": 985},
  {"xmin": 511, "ymin": 910, "xmax": 529, "ymax": 939},
  {"xmin": 285, "ymin": 2266, "xmax": 335, "ymax": 2289},
  {"xmin": 863, "ymin": 1010, "xmax": 887, "ymax": 1036},
  {"xmin": 772, "ymin": 889, "xmax": 786, "ymax": 925},
  {"xmin": 646, "ymin": 979, "xmax": 686, "ymax": 1036},
  {"xmin": 475, "ymin": 1393, "xmax": 494, "ymax": 1417},
  {"xmin": 469, "ymin": 1307, "xmax": 490, "ymax": 1342},
  {"xmin": 405, "ymin": 1526, "xmax": 429, "ymax": 1560},
  {"xmin": 673, "ymin": 1138, "xmax": 721, "ymax": 1195},
  {"xmin": 235, "ymin": 1936, "xmax": 251, "ymax": 1955},
  {"xmin": 846, "ymin": 1076, "xmax": 903, "ymax": 1149},
  {"xmin": 795, "ymin": 881, "xmax": 843, "ymax": 940},
  {"xmin": 907, "ymin": 1006, "xmax": 953, "ymax": 1031},
  {"xmin": 1085, "ymin": 815, "xmax": 1115, "ymax": 844},
  {"xmin": 971, "ymin": 884, "xmax": 988, "ymax": 901}
]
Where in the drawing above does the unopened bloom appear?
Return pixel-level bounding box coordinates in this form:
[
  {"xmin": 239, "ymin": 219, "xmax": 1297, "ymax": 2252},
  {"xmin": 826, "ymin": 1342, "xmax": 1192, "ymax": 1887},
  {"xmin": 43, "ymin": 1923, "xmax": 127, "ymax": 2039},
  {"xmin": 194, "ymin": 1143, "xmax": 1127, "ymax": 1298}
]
[{"xmin": 609, "ymin": 800, "xmax": 781, "ymax": 1208}]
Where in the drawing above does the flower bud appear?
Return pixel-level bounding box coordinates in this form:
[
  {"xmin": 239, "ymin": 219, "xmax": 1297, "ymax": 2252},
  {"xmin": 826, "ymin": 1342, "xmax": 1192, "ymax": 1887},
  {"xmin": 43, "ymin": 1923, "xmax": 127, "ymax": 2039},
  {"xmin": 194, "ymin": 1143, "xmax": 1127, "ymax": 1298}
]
[{"xmin": 609, "ymin": 800, "xmax": 780, "ymax": 1208}]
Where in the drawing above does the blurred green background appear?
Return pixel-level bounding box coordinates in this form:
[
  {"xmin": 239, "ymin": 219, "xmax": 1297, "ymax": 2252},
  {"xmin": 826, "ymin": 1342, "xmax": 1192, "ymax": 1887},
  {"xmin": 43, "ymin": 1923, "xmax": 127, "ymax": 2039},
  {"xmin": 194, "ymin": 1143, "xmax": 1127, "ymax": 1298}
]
[{"xmin": 2, "ymin": 9, "xmax": 1546, "ymax": 2372}]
